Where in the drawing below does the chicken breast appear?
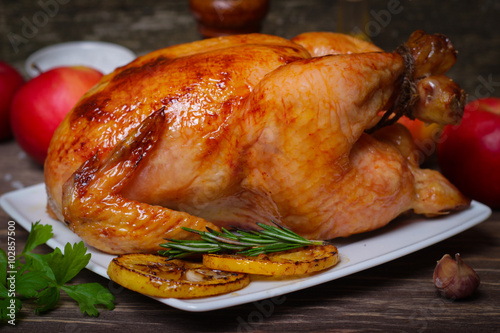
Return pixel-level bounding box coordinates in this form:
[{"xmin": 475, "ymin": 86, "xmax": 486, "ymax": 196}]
[{"xmin": 45, "ymin": 31, "xmax": 469, "ymax": 254}]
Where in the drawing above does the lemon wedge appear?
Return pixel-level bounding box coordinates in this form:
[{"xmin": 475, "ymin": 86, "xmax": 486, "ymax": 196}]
[
  {"xmin": 107, "ymin": 254, "xmax": 250, "ymax": 298},
  {"xmin": 203, "ymin": 244, "xmax": 339, "ymax": 276}
]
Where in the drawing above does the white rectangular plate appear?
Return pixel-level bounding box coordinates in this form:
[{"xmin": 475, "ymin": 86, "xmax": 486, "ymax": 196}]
[{"xmin": 1, "ymin": 183, "xmax": 492, "ymax": 312}]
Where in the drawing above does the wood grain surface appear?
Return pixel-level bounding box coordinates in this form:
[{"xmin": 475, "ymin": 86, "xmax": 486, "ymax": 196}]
[{"xmin": 1, "ymin": 1, "xmax": 499, "ymax": 332}]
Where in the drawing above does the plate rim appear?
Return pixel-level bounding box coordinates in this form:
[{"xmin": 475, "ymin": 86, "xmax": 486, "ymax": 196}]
[{"xmin": 0, "ymin": 183, "xmax": 492, "ymax": 312}]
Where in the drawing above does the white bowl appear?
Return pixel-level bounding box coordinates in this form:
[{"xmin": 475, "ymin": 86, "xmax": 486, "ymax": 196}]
[{"xmin": 25, "ymin": 41, "xmax": 136, "ymax": 78}]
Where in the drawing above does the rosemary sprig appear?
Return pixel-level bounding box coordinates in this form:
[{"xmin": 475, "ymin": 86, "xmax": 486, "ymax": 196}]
[{"xmin": 158, "ymin": 221, "xmax": 328, "ymax": 259}]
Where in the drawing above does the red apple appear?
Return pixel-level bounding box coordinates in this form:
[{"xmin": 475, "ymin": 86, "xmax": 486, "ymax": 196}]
[
  {"xmin": 437, "ymin": 97, "xmax": 500, "ymax": 208},
  {"xmin": 0, "ymin": 61, "xmax": 25, "ymax": 141},
  {"xmin": 10, "ymin": 66, "xmax": 103, "ymax": 165},
  {"xmin": 397, "ymin": 116, "xmax": 443, "ymax": 164}
]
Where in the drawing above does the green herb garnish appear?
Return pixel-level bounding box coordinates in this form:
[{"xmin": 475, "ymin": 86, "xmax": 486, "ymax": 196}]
[
  {"xmin": 0, "ymin": 221, "xmax": 115, "ymax": 323},
  {"xmin": 159, "ymin": 221, "xmax": 328, "ymax": 258}
]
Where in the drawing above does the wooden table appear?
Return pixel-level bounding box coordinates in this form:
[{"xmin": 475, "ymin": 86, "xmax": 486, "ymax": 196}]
[{"xmin": 1, "ymin": 1, "xmax": 499, "ymax": 331}]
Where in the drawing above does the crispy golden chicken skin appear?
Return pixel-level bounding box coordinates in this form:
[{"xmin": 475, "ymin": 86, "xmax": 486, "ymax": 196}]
[{"xmin": 44, "ymin": 31, "xmax": 469, "ymax": 254}]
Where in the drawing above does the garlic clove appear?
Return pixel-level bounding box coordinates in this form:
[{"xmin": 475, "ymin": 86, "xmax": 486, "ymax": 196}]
[{"xmin": 433, "ymin": 253, "xmax": 480, "ymax": 300}]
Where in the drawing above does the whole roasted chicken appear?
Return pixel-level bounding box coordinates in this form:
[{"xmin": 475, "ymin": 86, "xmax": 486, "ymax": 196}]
[{"xmin": 44, "ymin": 31, "xmax": 470, "ymax": 254}]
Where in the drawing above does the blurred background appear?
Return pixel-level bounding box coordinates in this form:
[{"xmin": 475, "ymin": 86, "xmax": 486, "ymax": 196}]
[{"xmin": 1, "ymin": 0, "xmax": 499, "ymax": 98}]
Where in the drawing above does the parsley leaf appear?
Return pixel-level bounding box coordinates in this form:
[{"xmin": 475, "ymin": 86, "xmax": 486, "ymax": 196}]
[
  {"xmin": 14, "ymin": 270, "xmax": 49, "ymax": 298},
  {"xmin": 22, "ymin": 222, "xmax": 53, "ymax": 255},
  {"xmin": 45, "ymin": 242, "xmax": 91, "ymax": 285},
  {"xmin": 0, "ymin": 221, "xmax": 115, "ymax": 324},
  {"xmin": 62, "ymin": 283, "xmax": 116, "ymax": 317},
  {"xmin": 0, "ymin": 296, "xmax": 21, "ymax": 321},
  {"xmin": 33, "ymin": 286, "xmax": 60, "ymax": 314},
  {"xmin": 0, "ymin": 249, "xmax": 7, "ymax": 299}
]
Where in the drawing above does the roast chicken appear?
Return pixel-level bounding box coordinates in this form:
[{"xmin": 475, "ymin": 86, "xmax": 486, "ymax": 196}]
[{"xmin": 44, "ymin": 31, "xmax": 470, "ymax": 254}]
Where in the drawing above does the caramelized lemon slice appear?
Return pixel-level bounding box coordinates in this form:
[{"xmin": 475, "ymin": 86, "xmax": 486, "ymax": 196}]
[
  {"xmin": 107, "ymin": 254, "xmax": 250, "ymax": 298},
  {"xmin": 203, "ymin": 244, "xmax": 339, "ymax": 276}
]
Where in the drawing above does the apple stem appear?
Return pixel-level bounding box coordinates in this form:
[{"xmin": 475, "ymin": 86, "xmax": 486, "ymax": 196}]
[{"xmin": 31, "ymin": 63, "xmax": 43, "ymax": 75}]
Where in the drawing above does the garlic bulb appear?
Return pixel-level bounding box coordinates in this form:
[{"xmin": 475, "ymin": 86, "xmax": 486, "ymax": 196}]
[{"xmin": 433, "ymin": 253, "xmax": 480, "ymax": 300}]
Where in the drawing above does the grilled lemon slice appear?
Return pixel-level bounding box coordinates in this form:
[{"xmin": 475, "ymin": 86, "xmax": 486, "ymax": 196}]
[
  {"xmin": 203, "ymin": 244, "xmax": 339, "ymax": 276},
  {"xmin": 107, "ymin": 254, "xmax": 250, "ymax": 298}
]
